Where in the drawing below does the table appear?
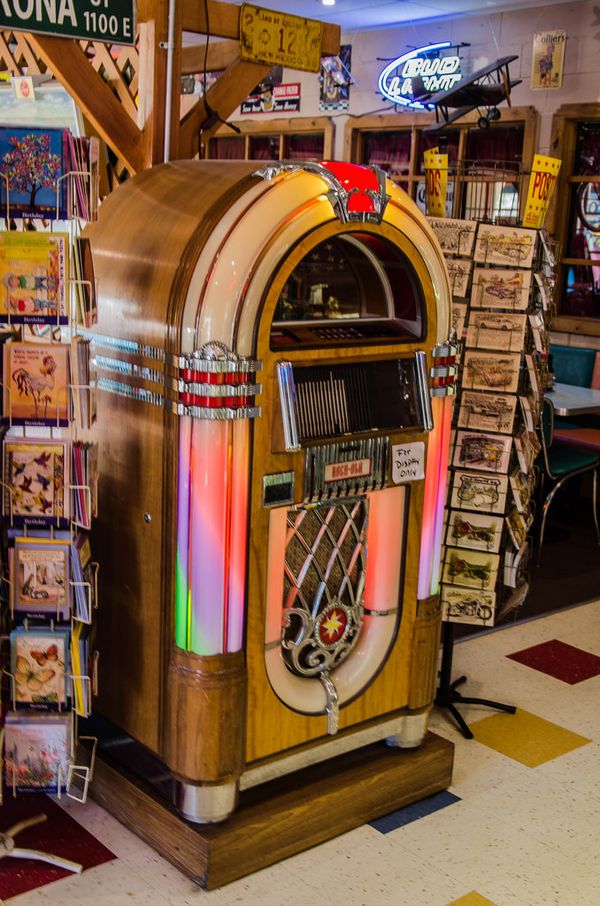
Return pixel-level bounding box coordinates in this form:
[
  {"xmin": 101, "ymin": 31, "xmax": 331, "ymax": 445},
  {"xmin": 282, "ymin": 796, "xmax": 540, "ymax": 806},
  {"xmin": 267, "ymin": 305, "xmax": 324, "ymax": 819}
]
[{"xmin": 547, "ymin": 382, "xmax": 600, "ymax": 416}]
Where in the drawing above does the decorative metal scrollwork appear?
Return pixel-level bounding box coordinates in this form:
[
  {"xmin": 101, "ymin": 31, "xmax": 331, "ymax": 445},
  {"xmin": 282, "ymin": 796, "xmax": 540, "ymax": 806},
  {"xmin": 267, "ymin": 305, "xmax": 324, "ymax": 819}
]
[{"xmin": 281, "ymin": 500, "xmax": 367, "ymax": 680}]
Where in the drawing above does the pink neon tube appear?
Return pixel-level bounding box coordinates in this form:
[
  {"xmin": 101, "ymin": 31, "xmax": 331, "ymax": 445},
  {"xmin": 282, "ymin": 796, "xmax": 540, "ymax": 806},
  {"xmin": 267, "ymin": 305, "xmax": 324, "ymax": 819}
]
[
  {"xmin": 418, "ymin": 395, "xmax": 454, "ymax": 599},
  {"xmin": 226, "ymin": 420, "xmax": 250, "ymax": 652},
  {"xmin": 189, "ymin": 419, "xmax": 229, "ymax": 655}
]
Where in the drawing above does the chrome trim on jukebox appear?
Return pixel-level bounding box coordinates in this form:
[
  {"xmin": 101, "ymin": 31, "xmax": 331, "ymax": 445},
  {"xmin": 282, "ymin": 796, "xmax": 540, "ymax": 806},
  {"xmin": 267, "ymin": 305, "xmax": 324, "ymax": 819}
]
[
  {"xmin": 97, "ymin": 376, "xmax": 164, "ymax": 407},
  {"xmin": 171, "ymin": 380, "xmax": 262, "ymax": 397},
  {"xmin": 175, "ymin": 780, "xmax": 238, "ymax": 824},
  {"xmin": 79, "ymin": 329, "xmax": 165, "ymax": 361},
  {"xmin": 169, "ymin": 402, "xmax": 261, "ymax": 420},
  {"xmin": 254, "ymin": 161, "xmax": 390, "ymax": 224},
  {"xmin": 276, "ymin": 361, "xmax": 301, "ymax": 451},
  {"xmin": 94, "ymin": 354, "xmax": 163, "ymax": 385},
  {"xmin": 414, "ymin": 351, "xmax": 434, "ymax": 431},
  {"xmin": 304, "ymin": 437, "xmax": 389, "ymax": 502}
]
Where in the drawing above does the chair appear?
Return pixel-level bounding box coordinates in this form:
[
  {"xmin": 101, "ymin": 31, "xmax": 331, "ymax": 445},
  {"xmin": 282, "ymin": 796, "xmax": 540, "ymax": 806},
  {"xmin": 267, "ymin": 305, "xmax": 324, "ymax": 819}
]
[
  {"xmin": 537, "ymin": 398, "xmax": 600, "ymax": 565},
  {"xmin": 550, "ymin": 344, "xmax": 596, "ymax": 387}
]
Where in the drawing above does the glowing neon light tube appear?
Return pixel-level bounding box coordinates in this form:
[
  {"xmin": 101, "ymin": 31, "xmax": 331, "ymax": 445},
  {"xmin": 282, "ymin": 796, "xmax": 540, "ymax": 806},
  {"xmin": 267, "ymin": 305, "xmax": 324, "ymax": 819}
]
[
  {"xmin": 429, "ymin": 395, "xmax": 454, "ymax": 597},
  {"xmin": 188, "ymin": 419, "xmax": 229, "ymax": 655},
  {"xmin": 226, "ymin": 420, "xmax": 250, "ymax": 652},
  {"xmin": 418, "ymin": 394, "xmax": 454, "ymax": 599},
  {"xmin": 175, "ymin": 415, "xmax": 192, "ymax": 650}
]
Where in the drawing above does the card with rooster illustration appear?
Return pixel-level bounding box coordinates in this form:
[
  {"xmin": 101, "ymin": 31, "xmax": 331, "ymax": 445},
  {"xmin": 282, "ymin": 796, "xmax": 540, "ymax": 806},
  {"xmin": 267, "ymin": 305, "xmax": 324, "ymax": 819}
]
[
  {"xmin": 4, "ymin": 342, "xmax": 70, "ymax": 426},
  {"xmin": 10, "ymin": 627, "xmax": 70, "ymax": 708}
]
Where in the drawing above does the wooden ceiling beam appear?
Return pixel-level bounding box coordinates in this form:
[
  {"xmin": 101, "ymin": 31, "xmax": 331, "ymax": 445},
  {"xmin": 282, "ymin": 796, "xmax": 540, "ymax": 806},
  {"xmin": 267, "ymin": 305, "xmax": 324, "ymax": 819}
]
[
  {"xmin": 181, "ymin": 39, "xmax": 238, "ymax": 75},
  {"xmin": 179, "ymin": 57, "xmax": 271, "ymax": 158},
  {"xmin": 27, "ymin": 34, "xmax": 144, "ymax": 174}
]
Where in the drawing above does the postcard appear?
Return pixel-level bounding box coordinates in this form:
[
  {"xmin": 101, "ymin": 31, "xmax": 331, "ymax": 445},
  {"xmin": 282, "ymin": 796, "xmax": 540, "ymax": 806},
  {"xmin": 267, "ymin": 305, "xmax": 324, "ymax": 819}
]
[
  {"xmin": 506, "ymin": 505, "xmax": 531, "ymax": 549},
  {"xmin": 514, "ymin": 427, "xmax": 541, "ymax": 475},
  {"xmin": 454, "ymin": 430, "xmax": 512, "ymax": 473},
  {"xmin": 528, "ymin": 311, "xmax": 546, "ymax": 354},
  {"xmin": 466, "ymin": 311, "xmax": 527, "ymax": 353},
  {"xmin": 534, "ymin": 270, "xmax": 554, "ymax": 311},
  {"xmin": 442, "ymin": 547, "xmax": 500, "ymax": 591},
  {"xmin": 3, "ymin": 438, "xmax": 69, "ymax": 525},
  {"xmin": 3, "ymin": 711, "xmax": 71, "ymax": 791},
  {"xmin": 4, "ymin": 342, "xmax": 70, "ymax": 426},
  {"xmin": 0, "ymin": 231, "xmax": 68, "ymax": 324},
  {"xmin": 441, "ymin": 585, "xmax": 496, "ymax": 626},
  {"xmin": 73, "ymin": 237, "xmax": 97, "ymax": 327},
  {"xmin": 539, "ymin": 228, "xmax": 556, "ymax": 268},
  {"xmin": 451, "ymin": 301, "xmax": 468, "ymax": 342},
  {"xmin": 71, "ymin": 620, "xmax": 91, "ymax": 717},
  {"xmin": 474, "ymin": 224, "xmax": 537, "ymax": 268},
  {"xmin": 10, "ymin": 627, "xmax": 69, "ymax": 707},
  {"xmin": 504, "ymin": 540, "xmax": 529, "ymax": 589},
  {"xmin": 446, "ymin": 509, "xmax": 503, "ymax": 553},
  {"xmin": 450, "ymin": 470, "xmax": 509, "ymax": 514},
  {"xmin": 510, "ymin": 467, "xmax": 535, "ymax": 513},
  {"xmin": 496, "ymin": 581, "xmax": 529, "ymax": 622},
  {"xmin": 471, "ymin": 267, "xmax": 532, "ymax": 310},
  {"xmin": 0, "ymin": 126, "xmax": 69, "ymax": 220},
  {"xmin": 11, "ymin": 536, "xmax": 70, "ymax": 620},
  {"xmin": 445, "ymin": 258, "xmax": 472, "ymax": 297},
  {"xmin": 519, "ymin": 394, "xmax": 540, "ymax": 433},
  {"xmin": 463, "ymin": 350, "xmax": 521, "ymax": 393},
  {"xmin": 427, "ymin": 217, "xmax": 478, "ymax": 256},
  {"xmin": 458, "ymin": 391, "xmax": 517, "ymax": 434},
  {"xmin": 524, "ymin": 353, "xmax": 541, "ymax": 398}
]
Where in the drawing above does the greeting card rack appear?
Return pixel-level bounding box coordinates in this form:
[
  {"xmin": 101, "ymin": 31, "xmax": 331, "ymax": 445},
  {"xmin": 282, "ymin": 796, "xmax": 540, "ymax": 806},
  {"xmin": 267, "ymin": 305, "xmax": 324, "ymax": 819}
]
[
  {"xmin": 427, "ymin": 215, "xmax": 557, "ymax": 737},
  {"xmin": 0, "ymin": 123, "xmax": 100, "ymax": 803}
]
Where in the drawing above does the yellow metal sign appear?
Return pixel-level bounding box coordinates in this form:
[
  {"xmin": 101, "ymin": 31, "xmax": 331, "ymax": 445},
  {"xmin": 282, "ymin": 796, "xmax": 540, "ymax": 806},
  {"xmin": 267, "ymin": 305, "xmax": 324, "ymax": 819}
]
[
  {"xmin": 523, "ymin": 154, "xmax": 561, "ymax": 229},
  {"xmin": 424, "ymin": 148, "xmax": 448, "ymax": 218},
  {"xmin": 240, "ymin": 4, "xmax": 324, "ymax": 74}
]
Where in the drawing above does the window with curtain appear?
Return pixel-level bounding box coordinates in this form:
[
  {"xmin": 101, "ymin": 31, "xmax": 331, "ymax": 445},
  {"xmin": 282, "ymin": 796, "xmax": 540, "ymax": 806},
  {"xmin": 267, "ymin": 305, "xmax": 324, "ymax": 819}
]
[
  {"xmin": 559, "ymin": 121, "xmax": 600, "ymax": 319},
  {"xmin": 284, "ymin": 133, "xmax": 325, "ymax": 161},
  {"xmin": 361, "ymin": 130, "xmax": 411, "ymax": 190},
  {"xmin": 249, "ymin": 135, "xmax": 280, "ymax": 160},
  {"xmin": 208, "ymin": 136, "xmax": 245, "ymax": 159}
]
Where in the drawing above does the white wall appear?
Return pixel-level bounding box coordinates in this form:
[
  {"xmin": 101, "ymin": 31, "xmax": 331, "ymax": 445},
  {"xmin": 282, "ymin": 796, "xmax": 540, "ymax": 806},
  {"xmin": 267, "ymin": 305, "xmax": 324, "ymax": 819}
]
[{"xmin": 234, "ymin": 1, "xmax": 600, "ymax": 161}]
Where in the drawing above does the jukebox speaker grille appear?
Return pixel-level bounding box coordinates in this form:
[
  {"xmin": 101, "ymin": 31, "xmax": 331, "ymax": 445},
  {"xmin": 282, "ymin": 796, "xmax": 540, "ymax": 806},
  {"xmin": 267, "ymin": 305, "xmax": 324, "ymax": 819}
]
[
  {"xmin": 277, "ymin": 356, "xmax": 428, "ymax": 450},
  {"xmin": 281, "ymin": 500, "xmax": 367, "ymax": 677}
]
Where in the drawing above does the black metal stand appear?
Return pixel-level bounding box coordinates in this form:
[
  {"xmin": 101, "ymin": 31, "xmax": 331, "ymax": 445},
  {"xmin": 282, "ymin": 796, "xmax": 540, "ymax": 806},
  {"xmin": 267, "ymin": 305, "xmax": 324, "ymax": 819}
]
[{"xmin": 435, "ymin": 621, "xmax": 516, "ymax": 739}]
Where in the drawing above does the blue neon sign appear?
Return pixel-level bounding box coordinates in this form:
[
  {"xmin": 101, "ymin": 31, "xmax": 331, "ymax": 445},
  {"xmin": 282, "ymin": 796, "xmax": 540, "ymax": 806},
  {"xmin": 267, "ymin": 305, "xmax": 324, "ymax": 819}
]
[{"xmin": 378, "ymin": 42, "xmax": 462, "ymax": 109}]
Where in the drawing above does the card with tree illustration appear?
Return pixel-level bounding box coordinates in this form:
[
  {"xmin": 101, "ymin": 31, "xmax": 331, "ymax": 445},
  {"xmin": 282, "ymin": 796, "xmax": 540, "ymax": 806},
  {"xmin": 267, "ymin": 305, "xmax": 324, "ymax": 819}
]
[{"xmin": 0, "ymin": 126, "xmax": 69, "ymax": 219}]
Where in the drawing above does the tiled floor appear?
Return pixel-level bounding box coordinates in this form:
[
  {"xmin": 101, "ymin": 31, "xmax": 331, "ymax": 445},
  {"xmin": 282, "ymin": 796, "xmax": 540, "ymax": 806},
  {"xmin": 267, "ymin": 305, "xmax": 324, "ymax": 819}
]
[{"xmin": 3, "ymin": 599, "xmax": 600, "ymax": 906}]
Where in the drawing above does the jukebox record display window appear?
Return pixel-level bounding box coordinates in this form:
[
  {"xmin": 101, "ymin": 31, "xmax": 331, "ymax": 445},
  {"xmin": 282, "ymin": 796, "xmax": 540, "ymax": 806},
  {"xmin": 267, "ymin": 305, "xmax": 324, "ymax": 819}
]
[{"xmin": 271, "ymin": 232, "xmax": 425, "ymax": 349}]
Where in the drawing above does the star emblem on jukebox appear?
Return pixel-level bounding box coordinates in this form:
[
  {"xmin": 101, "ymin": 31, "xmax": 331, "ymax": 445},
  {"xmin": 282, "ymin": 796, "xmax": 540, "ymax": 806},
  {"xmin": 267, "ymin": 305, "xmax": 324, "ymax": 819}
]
[{"xmin": 315, "ymin": 603, "xmax": 351, "ymax": 650}]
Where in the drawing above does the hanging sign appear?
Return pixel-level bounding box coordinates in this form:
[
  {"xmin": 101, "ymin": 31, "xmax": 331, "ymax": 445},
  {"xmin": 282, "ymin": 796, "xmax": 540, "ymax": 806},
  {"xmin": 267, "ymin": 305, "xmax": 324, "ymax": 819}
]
[
  {"xmin": 522, "ymin": 155, "xmax": 561, "ymax": 229},
  {"xmin": 241, "ymin": 82, "xmax": 301, "ymax": 115},
  {"xmin": 378, "ymin": 42, "xmax": 462, "ymax": 109},
  {"xmin": 240, "ymin": 4, "xmax": 323, "ymax": 73},
  {"xmin": 0, "ymin": 0, "xmax": 135, "ymax": 45},
  {"xmin": 424, "ymin": 148, "xmax": 448, "ymax": 218}
]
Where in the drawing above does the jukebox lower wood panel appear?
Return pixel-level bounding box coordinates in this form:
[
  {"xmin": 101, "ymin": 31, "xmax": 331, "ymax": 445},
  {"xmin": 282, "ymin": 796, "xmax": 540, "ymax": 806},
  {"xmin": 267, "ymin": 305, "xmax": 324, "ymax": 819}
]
[{"xmin": 84, "ymin": 160, "xmax": 455, "ymax": 825}]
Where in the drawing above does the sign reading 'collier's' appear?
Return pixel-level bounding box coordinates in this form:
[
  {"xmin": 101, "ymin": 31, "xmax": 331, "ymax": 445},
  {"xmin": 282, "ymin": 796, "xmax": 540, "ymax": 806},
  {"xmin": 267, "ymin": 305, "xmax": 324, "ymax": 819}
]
[{"xmin": 378, "ymin": 41, "xmax": 463, "ymax": 109}]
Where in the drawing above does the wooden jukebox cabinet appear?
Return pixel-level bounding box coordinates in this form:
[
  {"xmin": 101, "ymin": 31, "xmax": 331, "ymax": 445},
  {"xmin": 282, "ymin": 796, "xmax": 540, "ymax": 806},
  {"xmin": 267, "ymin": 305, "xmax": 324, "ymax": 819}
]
[{"xmin": 85, "ymin": 161, "xmax": 456, "ymax": 830}]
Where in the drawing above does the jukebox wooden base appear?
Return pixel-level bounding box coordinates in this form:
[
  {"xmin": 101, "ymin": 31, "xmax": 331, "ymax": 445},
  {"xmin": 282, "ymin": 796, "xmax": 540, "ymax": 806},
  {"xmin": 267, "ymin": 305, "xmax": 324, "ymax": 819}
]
[{"xmin": 89, "ymin": 732, "xmax": 454, "ymax": 890}]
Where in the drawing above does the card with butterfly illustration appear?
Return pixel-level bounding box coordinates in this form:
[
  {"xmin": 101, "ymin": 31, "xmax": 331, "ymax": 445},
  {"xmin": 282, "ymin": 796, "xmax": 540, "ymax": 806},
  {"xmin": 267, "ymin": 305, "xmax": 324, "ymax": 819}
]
[
  {"xmin": 10, "ymin": 627, "xmax": 70, "ymax": 708},
  {"xmin": 3, "ymin": 439, "xmax": 69, "ymax": 525},
  {"xmin": 11, "ymin": 537, "xmax": 71, "ymax": 620}
]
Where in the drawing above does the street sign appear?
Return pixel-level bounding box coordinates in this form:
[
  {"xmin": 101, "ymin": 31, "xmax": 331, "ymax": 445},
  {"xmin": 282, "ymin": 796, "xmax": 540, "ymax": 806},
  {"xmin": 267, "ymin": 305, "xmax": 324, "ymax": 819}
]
[{"xmin": 0, "ymin": 0, "xmax": 136, "ymax": 46}]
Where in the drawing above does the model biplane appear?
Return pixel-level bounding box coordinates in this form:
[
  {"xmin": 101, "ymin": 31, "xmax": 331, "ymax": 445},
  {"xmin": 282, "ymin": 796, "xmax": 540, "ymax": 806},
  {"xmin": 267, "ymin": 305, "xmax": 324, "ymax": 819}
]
[{"xmin": 418, "ymin": 55, "xmax": 521, "ymax": 132}]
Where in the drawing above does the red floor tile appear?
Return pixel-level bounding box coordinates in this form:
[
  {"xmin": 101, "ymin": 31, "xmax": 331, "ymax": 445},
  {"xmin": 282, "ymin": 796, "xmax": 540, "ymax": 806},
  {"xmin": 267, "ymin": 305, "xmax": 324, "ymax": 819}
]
[
  {"xmin": 507, "ymin": 638, "xmax": 600, "ymax": 684},
  {"xmin": 0, "ymin": 793, "xmax": 114, "ymax": 899}
]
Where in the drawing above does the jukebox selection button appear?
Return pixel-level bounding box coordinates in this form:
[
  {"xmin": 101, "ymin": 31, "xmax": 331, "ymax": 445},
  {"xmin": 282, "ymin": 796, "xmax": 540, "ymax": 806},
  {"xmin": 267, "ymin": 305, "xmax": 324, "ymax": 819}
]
[{"xmin": 263, "ymin": 471, "xmax": 295, "ymax": 508}]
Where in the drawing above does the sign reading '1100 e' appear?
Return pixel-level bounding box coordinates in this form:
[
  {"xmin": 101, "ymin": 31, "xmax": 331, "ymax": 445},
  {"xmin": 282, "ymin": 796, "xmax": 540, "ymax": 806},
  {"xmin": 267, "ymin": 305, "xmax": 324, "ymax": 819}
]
[{"xmin": 0, "ymin": 0, "xmax": 136, "ymax": 46}]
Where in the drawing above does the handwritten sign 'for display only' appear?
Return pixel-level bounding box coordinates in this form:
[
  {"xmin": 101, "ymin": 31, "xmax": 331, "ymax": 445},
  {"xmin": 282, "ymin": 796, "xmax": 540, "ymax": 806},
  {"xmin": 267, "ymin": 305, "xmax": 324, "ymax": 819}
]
[
  {"xmin": 392, "ymin": 442, "xmax": 425, "ymax": 484},
  {"xmin": 0, "ymin": 0, "xmax": 135, "ymax": 46}
]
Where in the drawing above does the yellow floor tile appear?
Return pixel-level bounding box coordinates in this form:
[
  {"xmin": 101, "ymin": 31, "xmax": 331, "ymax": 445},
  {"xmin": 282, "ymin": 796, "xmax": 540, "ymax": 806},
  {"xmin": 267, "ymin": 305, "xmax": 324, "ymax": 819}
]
[
  {"xmin": 470, "ymin": 708, "xmax": 591, "ymax": 767},
  {"xmin": 448, "ymin": 894, "xmax": 498, "ymax": 906}
]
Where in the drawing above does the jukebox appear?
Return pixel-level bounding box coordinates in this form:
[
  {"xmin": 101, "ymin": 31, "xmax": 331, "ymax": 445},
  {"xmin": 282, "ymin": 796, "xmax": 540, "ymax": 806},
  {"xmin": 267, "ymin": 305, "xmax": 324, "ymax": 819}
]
[{"xmin": 85, "ymin": 160, "xmax": 455, "ymax": 827}]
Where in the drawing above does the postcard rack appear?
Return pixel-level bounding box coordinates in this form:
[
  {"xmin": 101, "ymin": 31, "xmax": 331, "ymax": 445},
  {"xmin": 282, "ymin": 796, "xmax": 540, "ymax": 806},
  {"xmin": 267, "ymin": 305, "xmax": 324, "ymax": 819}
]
[
  {"xmin": 427, "ymin": 214, "xmax": 557, "ymax": 736},
  {"xmin": 0, "ymin": 122, "xmax": 100, "ymax": 803}
]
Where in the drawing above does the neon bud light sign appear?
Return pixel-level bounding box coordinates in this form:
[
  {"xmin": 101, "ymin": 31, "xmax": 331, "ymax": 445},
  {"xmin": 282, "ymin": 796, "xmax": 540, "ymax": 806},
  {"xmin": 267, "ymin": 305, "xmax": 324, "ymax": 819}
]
[{"xmin": 378, "ymin": 42, "xmax": 462, "ymax": 109}]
